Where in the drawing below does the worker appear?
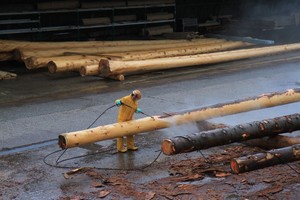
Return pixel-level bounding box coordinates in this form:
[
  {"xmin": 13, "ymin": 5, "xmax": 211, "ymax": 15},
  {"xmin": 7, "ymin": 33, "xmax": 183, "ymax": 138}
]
[{"xmin": 115, "ymin": 89, "xmax": 143, "ymax": 153}]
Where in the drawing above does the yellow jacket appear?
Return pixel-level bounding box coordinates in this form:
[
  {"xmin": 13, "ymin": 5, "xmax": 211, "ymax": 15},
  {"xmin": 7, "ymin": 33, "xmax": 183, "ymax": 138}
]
[{"xmin": 116, "ymin": 94, "xmax": 138, "ymax": 122}]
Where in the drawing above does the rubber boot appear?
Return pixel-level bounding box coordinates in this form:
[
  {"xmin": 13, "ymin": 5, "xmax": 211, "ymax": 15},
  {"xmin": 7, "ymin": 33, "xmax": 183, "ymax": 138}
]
[
  {"xmin": 127, "ymin": 135, "xmax": 138, "ymax": 151},
  {"xmin": 117, "ymin": 137, "xmax": 127, "ymax": 153}
]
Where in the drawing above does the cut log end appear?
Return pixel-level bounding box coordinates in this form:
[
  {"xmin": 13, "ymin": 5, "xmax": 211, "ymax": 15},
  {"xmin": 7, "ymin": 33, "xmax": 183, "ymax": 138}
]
[
  {"xmin": 48, "ymin": 61, "xmax": 57, "ymax": 74},
  {"xmin": 161, "ymin": 139, "xmax": 176, "ymax": 155},
  {"xmin": 24, "ymin": 56, "xmax": 37, "ymax": 69},
  {"xmin": 58, "ymin": 135, "xmax": 67, "ymax": 149},
  {"xmin": 99, "ymin": 59, "xmax": 110, "ymax": 76},
  {"xmin": 230, "ymin": 159, "xmax": 240, "ymax": 174}
]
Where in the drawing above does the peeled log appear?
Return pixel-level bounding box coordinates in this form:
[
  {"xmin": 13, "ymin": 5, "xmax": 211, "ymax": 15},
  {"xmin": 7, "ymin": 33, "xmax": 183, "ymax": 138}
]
[
  {"xmin": 79, "ymin": 64, "xmax": 99, "ymax": 76},
  {"xmin": 104, "ymin": 41, "xmax": 253, "ymax": 61},
  {"xmin": 48, "ymin": 57, "xmax": 102, "ymax": 73},
  {"xmin": 230, "ymin": 144, "xmax": 300, "ymax": 174},
  {"xmin": 99, "ymin": 43, "xmax": 300, "ymax": 77},
  {"xmin": 0, "ymin": 38, "xmax": 199, "ymax": 54},
  {"xmin": 24, "ymin": 55, "xmax": 100, "ymax": 69},
  {"xmin": 58, "ymin": 88, "xmax": 300, "ymax": 149},
  {"xmin": 161, "ymin": 114, "xmax": 300, "ymax": 155}
]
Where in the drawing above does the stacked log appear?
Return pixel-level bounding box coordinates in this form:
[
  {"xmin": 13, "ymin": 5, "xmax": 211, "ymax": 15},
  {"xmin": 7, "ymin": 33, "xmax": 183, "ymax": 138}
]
[{"xmin": 99, "ymin": 43, "xmax": 300, "ymax": 78}]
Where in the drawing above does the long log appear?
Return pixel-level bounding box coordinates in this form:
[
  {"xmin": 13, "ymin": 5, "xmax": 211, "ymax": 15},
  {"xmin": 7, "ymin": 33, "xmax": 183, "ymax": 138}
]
[
  {"xmin": 58, "ymin": 88, "xmax": 300, "ymax": 149},
  {"xmin": 48, "ymin": 57, "xmax": 102, "ymax": 73},
  {"xmin": 161, "ymin": 114, "xmax": 300, "ymax": 155},
  {"xmin": 230, "ymin": 144, "xmax": 300, "ymax": 174},
  {"xmin": 82, "ymin": 17, "xmax": 111, "ymax": 25},
  {"xmin": 104, "ymin": 41, "xmax": 253, "ymax": 61},
  {"xmin": 14, "ymin": 38, "xmax": 225, "ymax": 60},
  {"xmin": 0, "ymin": 38, "xmax": 216, "ymax": 52},
  {"xmin": 99, "ymin": 43, "xmax": 300, "ymax": 77}
]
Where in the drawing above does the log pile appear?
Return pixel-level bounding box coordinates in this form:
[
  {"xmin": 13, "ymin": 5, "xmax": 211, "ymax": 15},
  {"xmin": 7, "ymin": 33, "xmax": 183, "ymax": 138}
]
[
  {"xmin": 2, "ymin": 36, "xmax": 300, "ymax": 81},
  {"xmin": 0, "ymin": 37, "xmax": 255, "ymax": 79}
]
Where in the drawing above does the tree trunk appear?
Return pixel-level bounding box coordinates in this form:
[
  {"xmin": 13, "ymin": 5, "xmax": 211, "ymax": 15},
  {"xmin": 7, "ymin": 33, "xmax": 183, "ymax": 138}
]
[
  {"xmin": 58, "ymin": 88, "xmax": 300, "ymax": 149},
  {"xmin": 161, "ymin": 114, "xmax": 300, "ymax": 155},
  {"xmin": 104, "ymin": 41, "xmax": 253, "ymax": 61},
  {"xmin": 24, "ymin": 55, "xmax": 100, "ymax": 69},
  {"xmin": 230, "ymin": 144, "xmax": 300, "ymax": 174},
  {"xmin": 99, "ymin": 43, "xmax": 300, "ymax": 77},
  {"xmin": 1, "ymin": 38, "xmax": 216, "ymax": 52},
  {"xmin": 79, "ymin": 64, "xmax": 99, "ymax": 76},
  {"xmin": 13, "ymin": 38, "xmax": 225, "ymax": 60},
  {"xmin": 47, "ymin": 57, "xmax": 102, "ymax": 73}
]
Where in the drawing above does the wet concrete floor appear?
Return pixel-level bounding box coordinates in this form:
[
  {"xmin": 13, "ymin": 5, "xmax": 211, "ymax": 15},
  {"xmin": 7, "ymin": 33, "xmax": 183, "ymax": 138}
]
[{"xmin": 1, "ymin": 52, "xmax": 300, "ymax": 199}]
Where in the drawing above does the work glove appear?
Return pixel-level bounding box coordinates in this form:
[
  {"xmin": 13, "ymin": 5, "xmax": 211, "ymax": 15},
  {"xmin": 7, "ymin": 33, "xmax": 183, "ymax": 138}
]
[
  {"xmin": 115, "ymin": 99, "xmax": 122, "ymax": 106},
  {"xmin": 136, "ymin": 108, "xmax": 142, "ymax": 113}
]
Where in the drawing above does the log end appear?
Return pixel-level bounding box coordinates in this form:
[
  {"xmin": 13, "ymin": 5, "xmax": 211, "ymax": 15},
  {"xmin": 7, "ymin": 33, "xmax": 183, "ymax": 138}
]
[
  {"xmin": 24, "ymin": 56, "xmax": 38, "ymax": 70},
  {"xmin": 230, "ymin": 159, "xmax": 240, "ymax": 174},
  {"xmin": 58, "ymin": 135, "xmax": 67, "ymax": 149},
  {"xmin": 48, "ymin": 61, "xmax": 57, "ymax": 74},
  {"xmin": 161, "ymin": 139, "xmax": 176, "ymax": 155},
  {"xmin": 99, "ymin": 59, "xmax": 110, "ymax": 76}
]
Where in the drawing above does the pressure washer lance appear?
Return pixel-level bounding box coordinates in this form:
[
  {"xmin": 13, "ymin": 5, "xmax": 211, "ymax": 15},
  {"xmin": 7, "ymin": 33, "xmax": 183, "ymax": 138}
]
[{"xmin": 121, "ymin": 102, "xmax": 155, "ymax": 119}]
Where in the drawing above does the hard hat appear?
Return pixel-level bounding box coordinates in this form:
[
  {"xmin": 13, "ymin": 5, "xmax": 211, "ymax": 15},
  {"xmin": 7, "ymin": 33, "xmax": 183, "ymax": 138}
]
[{"xmin": 131, "ymin": 89, "xmax": 142, "ymax": 100}]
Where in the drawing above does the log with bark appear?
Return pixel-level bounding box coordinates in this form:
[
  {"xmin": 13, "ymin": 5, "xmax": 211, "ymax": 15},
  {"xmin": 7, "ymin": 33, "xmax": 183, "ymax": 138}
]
[
  {"xmin": 230, "ymin": 144, "xmax": 300, "ymax": 174},
  {"xmin": 99, "ymin": 43, "xmax": 300, "ymax": 78},
  {"xmin": 58, "ymin": 88, "xmax": 300, "ymax": 149},
  {"xmin": 161, "ymin": 114, "xmax": 300, "ymax": 155}
]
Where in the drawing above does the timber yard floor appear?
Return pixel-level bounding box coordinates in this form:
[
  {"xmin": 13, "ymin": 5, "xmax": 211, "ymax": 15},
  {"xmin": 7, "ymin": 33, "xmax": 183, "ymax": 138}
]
[{"xmin": 1, "ymin": 51, "xmax": 300, "ymax": 199}]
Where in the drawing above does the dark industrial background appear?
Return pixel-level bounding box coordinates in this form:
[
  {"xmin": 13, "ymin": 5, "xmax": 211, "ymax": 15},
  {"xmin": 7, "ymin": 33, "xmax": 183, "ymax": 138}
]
[{"xmin": 1, "ymin": 0, "xmax": 300, "ymax": 43}]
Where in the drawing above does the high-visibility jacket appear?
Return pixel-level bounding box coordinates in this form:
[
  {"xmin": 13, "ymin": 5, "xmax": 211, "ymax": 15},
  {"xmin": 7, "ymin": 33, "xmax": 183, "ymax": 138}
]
[{"xmin": 116, "ymin": 94, "xmax": 138, "ymax": 122}]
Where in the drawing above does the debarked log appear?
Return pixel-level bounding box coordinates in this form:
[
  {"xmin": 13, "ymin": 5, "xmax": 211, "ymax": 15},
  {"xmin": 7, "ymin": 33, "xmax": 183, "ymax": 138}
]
[
  {"xmin": 99, "ymin": 43, "xmax": 300, "ymax": 77},
  {"xmin": 230, "ymin": 144, "xmax": 300, "ymax": 174},
  {"xmin": 58, "ymin": 88, "xmax": 300, "ymax": 149},
  {"xmin": 47, "ymin": 56, "xmax": 102, "ymax": 73},
  {"xmin": 104, "ymin": 41, "xmax": 253, "ymax": 61},
  {"xmin": 161, "ymin": 114, "xmax": 300, "ymax": 155},
  {"xmin": 13, "ymin": 38, "xmax": 224, "ymax": 60}
]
